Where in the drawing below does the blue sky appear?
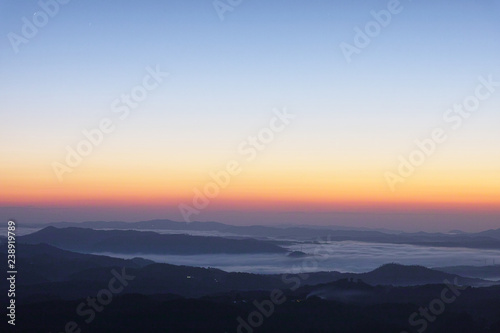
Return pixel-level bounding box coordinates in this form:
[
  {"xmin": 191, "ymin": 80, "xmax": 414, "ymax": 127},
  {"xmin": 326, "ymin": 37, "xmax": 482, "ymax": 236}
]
[{"xmin": 1, "ymin": 0, "xmax": 499, "ymax": 231}]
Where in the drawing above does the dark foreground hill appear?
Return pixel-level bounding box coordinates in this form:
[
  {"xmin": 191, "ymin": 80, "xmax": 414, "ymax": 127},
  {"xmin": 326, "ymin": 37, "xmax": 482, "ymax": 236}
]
[
  {"xmin": 5, "ymin": 283, "xmax": 500, "ymax": 333},
  {"xmin": 18, "ymin": 226, "xmax": 286, "ymax": 254}
]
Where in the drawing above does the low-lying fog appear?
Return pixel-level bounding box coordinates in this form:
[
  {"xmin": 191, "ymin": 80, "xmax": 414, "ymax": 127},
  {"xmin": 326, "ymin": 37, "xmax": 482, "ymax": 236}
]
[{"xmin": 95, "ymin": 241, "xmax": 500, "ymax": 278}]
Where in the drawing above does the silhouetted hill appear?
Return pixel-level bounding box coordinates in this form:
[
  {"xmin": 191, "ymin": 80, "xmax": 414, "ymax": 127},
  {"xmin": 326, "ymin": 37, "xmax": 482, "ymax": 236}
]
[
  {"xmin": 19, "ymin": 226, "xmax": 287, "ymax": 254},
  {"xmin": 1, "ymin": 243, "xmax": 153, "ymax": 285},
  {"xmin": 351, "ymin": 263, "xmax": 487, "ymax": 286},
  {"xmin": 275, "ymin": 264, "xmax": 492, "ymax": 289}
]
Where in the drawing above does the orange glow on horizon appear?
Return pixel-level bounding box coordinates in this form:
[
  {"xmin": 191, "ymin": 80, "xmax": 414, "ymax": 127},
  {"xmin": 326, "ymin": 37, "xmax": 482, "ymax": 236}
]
[{"xmin": 2, "ymin": 160, "xmax": 499, "ymax": 215}]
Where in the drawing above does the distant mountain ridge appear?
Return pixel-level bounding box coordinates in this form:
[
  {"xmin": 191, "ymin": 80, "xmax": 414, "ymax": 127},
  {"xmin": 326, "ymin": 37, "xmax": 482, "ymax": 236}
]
[
  {"xmin": 23, "ymin": 219, "xmax": 500, "ymax": 249},
  {"xmin": 18, "ymin": 226, "xmax": 287, "ymax": 254}
]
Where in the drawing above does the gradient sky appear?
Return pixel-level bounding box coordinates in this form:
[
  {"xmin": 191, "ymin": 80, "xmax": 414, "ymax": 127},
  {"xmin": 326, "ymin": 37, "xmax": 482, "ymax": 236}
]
[{"xmin": 1, "ymin": 0, "xmax": 499, "ymax": 231}]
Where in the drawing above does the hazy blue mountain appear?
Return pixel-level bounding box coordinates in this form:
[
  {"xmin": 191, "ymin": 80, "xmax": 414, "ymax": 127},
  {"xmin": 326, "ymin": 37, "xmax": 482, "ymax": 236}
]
[
  {"xmin": 26, "ymin": 219, "xmax": 500, "ymax": 249},
  {"xmin": 18, "ymin": 226, "xmax": 287, "ymax": 254}
]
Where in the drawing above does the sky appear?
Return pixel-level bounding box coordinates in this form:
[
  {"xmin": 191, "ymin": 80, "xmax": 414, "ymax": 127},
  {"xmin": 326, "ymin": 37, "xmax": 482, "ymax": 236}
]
[{"xmin": 1, "ymin": 0, "xmax": 499, "ymax": 232}]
